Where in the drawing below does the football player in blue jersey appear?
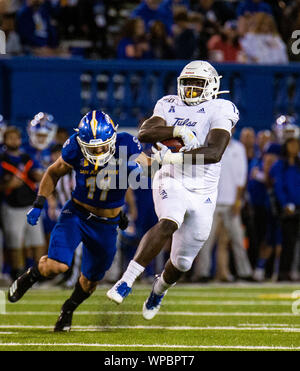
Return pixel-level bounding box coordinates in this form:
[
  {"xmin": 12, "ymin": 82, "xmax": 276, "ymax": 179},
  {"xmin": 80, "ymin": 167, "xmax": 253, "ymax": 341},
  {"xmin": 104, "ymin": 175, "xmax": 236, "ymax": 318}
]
[
  {"xmin": 25, "ymin": 112, "xmax": 57, "ymax": 169},
  {"xmin": 24, "ymin": 113, "xmax": 59, "ymax": 250},
  {"xmin": 7, "ymin": 110, "xmax": 148, "ymax": 331}
]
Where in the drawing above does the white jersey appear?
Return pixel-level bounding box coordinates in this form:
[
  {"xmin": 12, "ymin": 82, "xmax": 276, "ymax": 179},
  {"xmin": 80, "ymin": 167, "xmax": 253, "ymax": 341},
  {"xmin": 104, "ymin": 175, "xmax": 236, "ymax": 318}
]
[{"xmin": 153, "ymin": 95, "xmax": 239, "ymax": 194}]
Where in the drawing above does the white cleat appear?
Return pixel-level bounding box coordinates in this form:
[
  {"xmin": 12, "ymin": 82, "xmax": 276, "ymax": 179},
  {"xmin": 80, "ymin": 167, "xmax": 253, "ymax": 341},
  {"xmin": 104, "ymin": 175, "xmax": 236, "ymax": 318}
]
[
  {"xmin": 143, "ymin": 289, "xmax": 166, "ymax": 320},
  {"xmin": 106, "ymin": 280, "xmax": 132, "ymax": 304},
  {"xmin": 253, "ymin": 268, "xmax": 265, "ymax": 282}
]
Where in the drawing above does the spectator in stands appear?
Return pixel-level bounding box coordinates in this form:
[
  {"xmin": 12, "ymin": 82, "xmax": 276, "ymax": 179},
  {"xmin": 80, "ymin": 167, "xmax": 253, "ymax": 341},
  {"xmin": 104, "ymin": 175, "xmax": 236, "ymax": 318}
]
[
  {"xmin": 207, "ymin": 20, "xmax": 244, "ymax": 62},
  {"xmin": 240, "ymin": 12, "xmax": 288, "ymax": 64},
  {"xmin": 160, "ymin": 0, "xmax": 190, "ymax": 15},
  {"xmin": 117, "ymin": 18, "xmax": 152, "ymax": 59},
  {"xmin": 195, "ymin": 135, "xmax": 252, "ymax": 282},
  {"xmin": 0, "ymin": 0, "xmax": 23, "ymax": 15},
  {"xmin": 237, "ymin": 0, "xmax": 272, "ymax": 18},
  {"xmin": 131, "ymin": 0, "xmax": 173, "ymax": 34},
  {"xmin": 149, "ymin": 20, "xmax": 174, "ymax": 59},
  {"xmin": 77, "ymin": 0, "xmax": 109, "ymax": 57},
  {"xmin": 58, "ymin": 0, "xmax": 80, "ymax": 40},
  {"xmin": 0, "ymin": 127, "xmax": 45, "ymax": 281},
  {"xmin": 16, "ymin": 0, "xmax": 59, "ymax": 56},
  {"xmin": 191, "ymin": 0, "xmax": 236, "ymax": 26},
  {"xmin": 172, "ymin": 10, "xmax": 197, "ymax": 59},
  {"xmin": 0, "ymin": 13, "xmax": 22, "ymax": 55},
  {"xmin": 270, "ymin": 136, "xmax": 300, "ymax": 281},
  {"xmin": 188, "ymin": 12, "xmax": 208, "ymax": 60}
]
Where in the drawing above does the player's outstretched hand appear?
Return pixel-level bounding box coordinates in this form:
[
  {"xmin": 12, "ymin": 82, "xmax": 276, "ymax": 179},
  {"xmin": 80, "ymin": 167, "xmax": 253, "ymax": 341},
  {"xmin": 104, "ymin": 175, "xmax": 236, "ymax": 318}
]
[
  {"xmin": 173, "ymin": 126, "xmax": 199, "ymax": 152},
  {"xmin": 27, "ymin": 208, "xmax": 42, "ymax": 226}
]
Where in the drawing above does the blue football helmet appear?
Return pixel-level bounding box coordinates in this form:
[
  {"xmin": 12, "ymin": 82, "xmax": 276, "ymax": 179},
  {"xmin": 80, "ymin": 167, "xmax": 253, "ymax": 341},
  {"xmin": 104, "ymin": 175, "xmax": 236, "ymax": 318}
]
[
  {"xmin": 272, "ymin": 115, "xmax": 299, "ymax": 144},
  {"xmin": 28, "ymin": 112, "xmax": 57, "ymax": 150},
  {"xmin": 76, "ymin": 110, "xmax": 118, "ymax": 167}
]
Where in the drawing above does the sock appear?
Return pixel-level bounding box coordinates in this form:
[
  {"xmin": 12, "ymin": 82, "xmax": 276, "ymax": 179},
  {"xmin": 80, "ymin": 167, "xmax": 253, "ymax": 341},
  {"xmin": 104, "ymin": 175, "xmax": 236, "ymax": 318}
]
[
  {"xmin": 62, "ymin": 280, "xmax": 91, "ymax": 313},
  {"xmin": 153, "ymin": 273, "xmax": 176, "ymax": 295},
  {"xmin": 121, "ymin": 260, "xmax": 145, "ymax": 287},
  {"xmin": 256, "ymin": 258, "xmax": 267, "ymax": 269}
]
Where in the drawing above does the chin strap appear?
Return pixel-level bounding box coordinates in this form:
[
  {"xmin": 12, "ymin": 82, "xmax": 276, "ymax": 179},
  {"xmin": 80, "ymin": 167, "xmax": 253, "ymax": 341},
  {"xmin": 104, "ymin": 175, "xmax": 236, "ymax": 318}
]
[{"xmin": 94, "ymin": 157, "xmax": 99, "ymax": 171}]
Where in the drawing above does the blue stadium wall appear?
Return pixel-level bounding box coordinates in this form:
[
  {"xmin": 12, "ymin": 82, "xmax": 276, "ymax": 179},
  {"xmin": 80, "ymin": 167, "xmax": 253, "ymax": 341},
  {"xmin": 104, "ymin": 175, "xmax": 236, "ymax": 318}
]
[{"xmin": 0, "ymin": 57, "xmax": 299, "ymax": 134}]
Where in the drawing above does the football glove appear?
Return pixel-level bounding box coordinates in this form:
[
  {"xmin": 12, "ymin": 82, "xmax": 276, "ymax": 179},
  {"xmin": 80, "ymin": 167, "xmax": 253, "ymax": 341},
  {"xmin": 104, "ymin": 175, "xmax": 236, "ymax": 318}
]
[
  {"xmin": 27, "ymin": 208, "xmax": 42, "ymax": 226},
  {"xmin": 173, "ymin": 126, "xmax": 199, "ymax": 152},
  {"xmin": 152, "ymin": 142, "xmax": 183, "ymax": 165}
]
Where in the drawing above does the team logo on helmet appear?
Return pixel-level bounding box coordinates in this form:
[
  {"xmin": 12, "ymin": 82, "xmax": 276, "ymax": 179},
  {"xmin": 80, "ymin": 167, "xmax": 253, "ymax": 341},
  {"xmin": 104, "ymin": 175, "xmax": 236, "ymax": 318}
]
[{"xmin": 76, "ymin": 110, "xmax": 118, "ymax": 169}]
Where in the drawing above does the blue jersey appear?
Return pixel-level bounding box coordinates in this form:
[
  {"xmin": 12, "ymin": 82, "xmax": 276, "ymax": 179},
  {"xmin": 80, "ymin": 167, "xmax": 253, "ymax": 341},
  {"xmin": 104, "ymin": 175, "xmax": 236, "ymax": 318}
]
[
  {"xmin": 23, "ymin": 144, "xmax": 52, "ymax": 170},
  {"xmin": 61, "ymin": 132, "xmax": 142, "ymax": 209}
]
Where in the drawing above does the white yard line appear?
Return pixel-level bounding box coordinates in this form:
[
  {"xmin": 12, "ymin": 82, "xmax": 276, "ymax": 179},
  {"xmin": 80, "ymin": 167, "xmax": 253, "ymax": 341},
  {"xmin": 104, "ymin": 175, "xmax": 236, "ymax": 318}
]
[
  {"xmin": 0, "ymin": 324, "xmax": 299, "ymax": 332},
  {"xmin": 0, "ymin": 332, "xmax": 15, "ymax": 334},
  {"xmin": 1, "ymin": 311, "xmax": 298, "ymax": 316},
  {"xmin": 0, "ymin": 342, "xmax": 299, "ymax": 350},
  {"xmin": 6, "ymin": 300, "xmax": 294, "ymax": 306},
  {"xmin": 22, "ymin": 291, "xmax": 299, "ymax": 299}
]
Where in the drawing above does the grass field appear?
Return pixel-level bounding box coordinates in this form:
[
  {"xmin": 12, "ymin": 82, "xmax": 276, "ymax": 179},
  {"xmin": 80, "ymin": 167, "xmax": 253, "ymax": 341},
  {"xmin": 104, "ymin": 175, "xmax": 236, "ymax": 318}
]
[{"xmin": 0, "ymin": 282, "xmax": 300, "ymax": 351}]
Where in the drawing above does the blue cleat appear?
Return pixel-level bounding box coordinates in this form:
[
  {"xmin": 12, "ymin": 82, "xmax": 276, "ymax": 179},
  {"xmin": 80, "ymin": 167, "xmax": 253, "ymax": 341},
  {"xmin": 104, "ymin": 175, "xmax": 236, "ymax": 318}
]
[{"xmin": 106, "ymin": 280, "xmax": 132, "ymax": 304}]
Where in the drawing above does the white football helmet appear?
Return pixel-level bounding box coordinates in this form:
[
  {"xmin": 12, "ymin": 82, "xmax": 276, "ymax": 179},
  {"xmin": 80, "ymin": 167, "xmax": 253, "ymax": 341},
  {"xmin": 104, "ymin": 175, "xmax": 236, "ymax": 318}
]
[{"xmin": 177, "ymin": 60, "xmax": 229, "ymax": 106}]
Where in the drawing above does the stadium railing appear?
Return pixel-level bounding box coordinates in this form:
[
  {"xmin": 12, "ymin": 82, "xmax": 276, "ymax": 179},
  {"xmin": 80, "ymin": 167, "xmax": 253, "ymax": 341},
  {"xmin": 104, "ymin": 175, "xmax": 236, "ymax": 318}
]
[{"xmin": 0, "ymin": 58, "xmax": 299, "ymax": 131}]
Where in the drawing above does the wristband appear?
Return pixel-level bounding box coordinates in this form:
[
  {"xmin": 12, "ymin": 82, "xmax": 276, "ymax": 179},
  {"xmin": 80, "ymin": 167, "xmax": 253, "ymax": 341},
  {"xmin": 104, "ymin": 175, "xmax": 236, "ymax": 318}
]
[
  {"xmin": 163, "ymin": 152, "xmax": 184, "ymax": 165},
  {"xmin": 33, "ymin": 195, "xmax": 47, "ymax": 209}
]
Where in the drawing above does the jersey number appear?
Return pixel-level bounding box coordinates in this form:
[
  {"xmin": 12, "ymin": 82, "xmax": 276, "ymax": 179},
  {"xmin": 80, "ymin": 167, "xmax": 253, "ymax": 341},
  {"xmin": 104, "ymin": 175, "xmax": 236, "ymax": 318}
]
[{"xmin": 86, "ymin": 176, "xmax": 111, "ymax": 202}]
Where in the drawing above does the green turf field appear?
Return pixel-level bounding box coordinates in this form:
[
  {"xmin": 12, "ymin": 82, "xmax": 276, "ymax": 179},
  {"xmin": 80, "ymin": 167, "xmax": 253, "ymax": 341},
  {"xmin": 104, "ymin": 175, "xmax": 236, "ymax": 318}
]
[{"xmin": 0, "ymin": 283, "xmax": 300, "ymax": 351}]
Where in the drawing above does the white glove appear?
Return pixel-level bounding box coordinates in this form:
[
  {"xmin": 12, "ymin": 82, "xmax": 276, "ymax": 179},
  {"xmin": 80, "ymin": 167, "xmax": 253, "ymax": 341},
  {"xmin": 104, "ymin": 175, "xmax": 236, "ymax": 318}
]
[
  {"xmin": 152, "ymin": 142, "xmax": 183, "ymax": 165},
  {"xmin": 173, "ymin": 126, "xmax": 200, "ymax": 152}
]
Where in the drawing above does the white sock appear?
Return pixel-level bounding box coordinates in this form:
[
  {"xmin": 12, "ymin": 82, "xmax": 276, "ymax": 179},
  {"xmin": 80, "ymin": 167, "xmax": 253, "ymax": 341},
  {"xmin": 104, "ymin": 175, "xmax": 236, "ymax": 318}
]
[
  {"xmin": 121, "ymin": 260, "xmax": 145, "ymax": 287},
  {"xmin": 153, "ymin": 273, "xmax": 176, "ymax": 295}
]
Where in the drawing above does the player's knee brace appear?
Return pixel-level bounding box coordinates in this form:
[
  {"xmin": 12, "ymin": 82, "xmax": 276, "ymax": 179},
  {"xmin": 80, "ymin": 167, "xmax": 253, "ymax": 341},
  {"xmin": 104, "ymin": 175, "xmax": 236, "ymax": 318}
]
[{"xmin": 172, "ymin": 255, "xmax": 193, "ymax": 272}]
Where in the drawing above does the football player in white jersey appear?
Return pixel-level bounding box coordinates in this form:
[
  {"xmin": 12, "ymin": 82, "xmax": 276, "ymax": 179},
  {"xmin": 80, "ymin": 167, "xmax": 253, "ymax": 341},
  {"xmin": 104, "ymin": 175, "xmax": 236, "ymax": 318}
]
[{"xmin": 107, "ymin": 60, "xmax": 239, "ymax": 319}]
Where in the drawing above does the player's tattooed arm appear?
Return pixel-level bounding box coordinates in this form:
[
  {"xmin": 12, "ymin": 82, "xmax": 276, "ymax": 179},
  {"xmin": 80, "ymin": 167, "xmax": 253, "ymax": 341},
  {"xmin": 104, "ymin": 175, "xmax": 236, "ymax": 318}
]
[
  {"xmin": 138, "ymin": 116, "xmax": 174, "ymax": 143},
  {"xmin": 186, "ymin": 128, "xmax": 230, "ymax": 164},
  {"xmin": 37, "ymin": 156, "xmax": 72, "ymax": 198}
]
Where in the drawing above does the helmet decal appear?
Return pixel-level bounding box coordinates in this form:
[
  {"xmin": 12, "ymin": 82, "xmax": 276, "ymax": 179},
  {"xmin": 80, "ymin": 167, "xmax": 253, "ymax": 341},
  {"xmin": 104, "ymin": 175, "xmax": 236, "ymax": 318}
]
[{"xmin": 76, "ymin": 110, "xmax": 118, "ymax": 169}]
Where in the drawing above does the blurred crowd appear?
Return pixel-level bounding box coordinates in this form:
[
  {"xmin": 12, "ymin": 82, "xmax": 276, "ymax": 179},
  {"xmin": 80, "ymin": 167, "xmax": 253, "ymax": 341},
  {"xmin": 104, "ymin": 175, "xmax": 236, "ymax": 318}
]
[
  {"xmin": 0, "ymin": 0, "xmax": 299, "ymax": 63},
  {"xmin": 0, "ymin": 111, "xmax": 299, "ymax": 288}
]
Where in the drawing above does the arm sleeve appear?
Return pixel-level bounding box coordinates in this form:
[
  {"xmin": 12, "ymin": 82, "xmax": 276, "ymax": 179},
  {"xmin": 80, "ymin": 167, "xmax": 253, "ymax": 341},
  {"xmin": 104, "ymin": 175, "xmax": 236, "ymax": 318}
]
[
  {"xmin": 61, "ymin": 135, "xmax": 80, "ymax": 168},
  {"xmin": 210, "ymin": 100, "xmax": 240, "ymax": 135}
]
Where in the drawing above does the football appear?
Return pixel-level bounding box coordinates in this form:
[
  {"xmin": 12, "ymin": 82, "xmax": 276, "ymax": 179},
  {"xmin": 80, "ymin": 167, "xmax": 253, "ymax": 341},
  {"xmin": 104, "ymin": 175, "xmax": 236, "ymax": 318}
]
[{"xmin": 161, "ymin": 138, "xmax": 184, "ymax": 153}]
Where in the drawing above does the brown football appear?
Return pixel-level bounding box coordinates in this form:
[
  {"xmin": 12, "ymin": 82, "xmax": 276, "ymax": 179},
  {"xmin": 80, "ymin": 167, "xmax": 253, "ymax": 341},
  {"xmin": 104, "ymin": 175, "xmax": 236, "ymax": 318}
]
[{"xmin": 161, "ymin": 138, "xmax": 184, "ymax": 153}]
